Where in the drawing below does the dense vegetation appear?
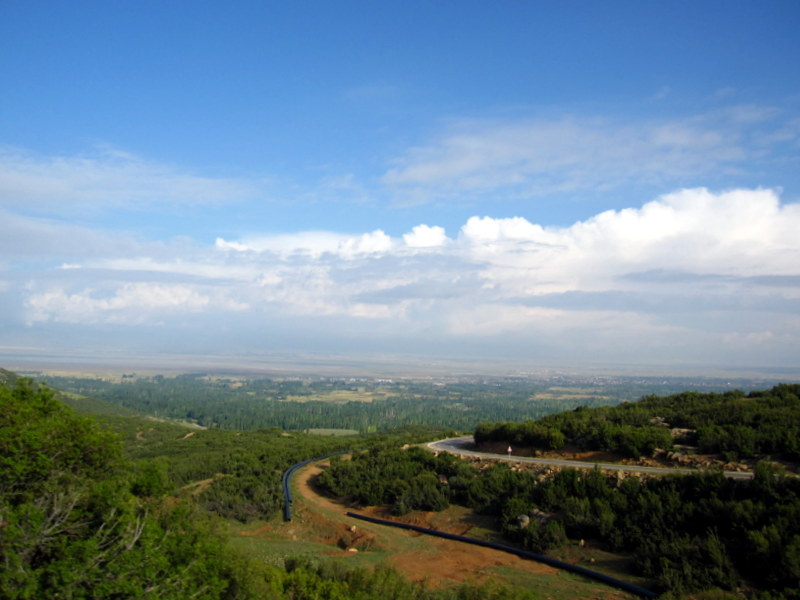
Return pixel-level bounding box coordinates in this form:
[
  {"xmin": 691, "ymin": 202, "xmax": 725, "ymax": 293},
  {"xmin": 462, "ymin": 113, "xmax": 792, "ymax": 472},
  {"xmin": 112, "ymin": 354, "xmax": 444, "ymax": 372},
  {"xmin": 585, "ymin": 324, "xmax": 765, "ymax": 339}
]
[
  {"xmin": 0, "ymin": 378, "xmax": 250, "ymax": 598},
  {"xmin": 636, "ymin": 386, "xmax": 800, "ymax": 460},
  {"xmin": 29, "ymin": 372, "xmax": 772, "ymax": 434},
  {"xmin": 125, "ymin": 424, "xmax": 452, "ymax": 523},
  {"xmin": 475, "ymin": 384, "xmax": 800, "ymax": 460},
  {"xmin": 14, "ymin": 369, "xmax": 455, "ymax": 524},
  {"xmin": 318, "ymin": 446, "xmax": 462, "ymax": 514},
  {"xmin": 0, "ymin": 376, "xmax": 553, "ymax": 599},
  {"xmin": 318, "ymin": 445, "xmax": 800, "ymax": 597},
  {"xmin": 6, "ymin": 368, "xmax": 800, "ymax": 599}
]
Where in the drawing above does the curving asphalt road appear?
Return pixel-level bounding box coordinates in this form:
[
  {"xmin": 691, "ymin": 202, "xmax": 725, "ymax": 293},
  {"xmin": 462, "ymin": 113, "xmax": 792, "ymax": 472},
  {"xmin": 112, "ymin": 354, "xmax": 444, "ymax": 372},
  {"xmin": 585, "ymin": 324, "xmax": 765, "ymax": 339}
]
[{"xmin": 428, "ymin": 436, "xmax": 754, "ymax": 480}]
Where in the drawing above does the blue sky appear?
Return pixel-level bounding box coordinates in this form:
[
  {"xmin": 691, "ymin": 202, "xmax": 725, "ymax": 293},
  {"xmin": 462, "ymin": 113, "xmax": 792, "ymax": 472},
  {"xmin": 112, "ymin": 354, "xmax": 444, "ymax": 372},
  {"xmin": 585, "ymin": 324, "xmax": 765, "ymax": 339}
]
[{"xmin": 1, "ymin": 1, "xmax": 799, "ymax": 373}]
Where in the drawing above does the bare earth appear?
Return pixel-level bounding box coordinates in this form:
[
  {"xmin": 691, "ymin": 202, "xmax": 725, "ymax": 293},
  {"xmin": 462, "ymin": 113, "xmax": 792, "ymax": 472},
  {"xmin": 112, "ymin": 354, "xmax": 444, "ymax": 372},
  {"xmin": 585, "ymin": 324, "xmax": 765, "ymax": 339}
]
[{"xmin": 282, "ymin": 461, "xmax": 634, "ymax": 598}]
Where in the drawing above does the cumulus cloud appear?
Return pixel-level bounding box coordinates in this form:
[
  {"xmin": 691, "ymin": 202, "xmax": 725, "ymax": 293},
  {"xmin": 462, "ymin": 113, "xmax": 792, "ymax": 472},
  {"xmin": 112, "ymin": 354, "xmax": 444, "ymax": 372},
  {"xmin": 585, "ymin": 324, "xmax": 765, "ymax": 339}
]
[
  {"xmin": 215, "ymin": 229, "xmax": 394, "ymax": 259},
  {"xmin": 452, "ymin": 188, "xmax": 799, "ymax": 299},
  {"xmin": 9, "ymin": 187, "xmax": 800, "ymax": 366},
  {"xmin": 403, "ymin": 224, "xmax": 448, "ymax": 248}
]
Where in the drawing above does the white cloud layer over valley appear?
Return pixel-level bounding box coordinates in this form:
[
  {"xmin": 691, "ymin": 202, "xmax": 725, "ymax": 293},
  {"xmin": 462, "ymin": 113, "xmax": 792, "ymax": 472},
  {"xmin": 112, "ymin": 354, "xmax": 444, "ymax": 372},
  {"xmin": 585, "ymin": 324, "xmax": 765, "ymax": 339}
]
[{"xmin": 4, "ymin": 187, "xmax": 799, "ymax": 369}]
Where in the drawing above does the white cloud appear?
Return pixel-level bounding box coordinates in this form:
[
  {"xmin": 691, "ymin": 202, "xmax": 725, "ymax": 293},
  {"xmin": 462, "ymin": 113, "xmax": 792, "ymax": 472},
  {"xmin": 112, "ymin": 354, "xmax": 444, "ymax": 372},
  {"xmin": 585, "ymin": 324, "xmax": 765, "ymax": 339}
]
[
  {"xmin": 216, "ymin": 232, "xmax": 347, "ymax": 256},
  {"xmin": 338, "ymin": 230, "xmax": 393, "ymax": 257},
  {"xmin": 460, "ymin": 216, "xmax": 546, "ymax": 242},
  {"xmin": 11, "ymin": 187, "xmax": 800, "ymax": 366},
  {"xmin": 403, "ymin": 224, "xmax": 448, "ymax": 248},
  {"xmin": 25, "ymin": 282, "xmax": 247, "ymax": 325},
  {"xmin": 450, "ymin": 188, "xmax": 800, "ymax": 301},
  {"xmin": 215, "ymin": 229, "xmax": 393, "ymax": 259}
]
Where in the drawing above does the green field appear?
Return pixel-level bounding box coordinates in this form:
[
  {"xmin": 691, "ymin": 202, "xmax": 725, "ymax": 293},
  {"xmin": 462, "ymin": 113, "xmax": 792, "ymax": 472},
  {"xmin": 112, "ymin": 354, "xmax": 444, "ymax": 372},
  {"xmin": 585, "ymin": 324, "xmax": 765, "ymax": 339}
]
[{"xmin": 306, "ymin": 428, "xmax": 361, "ymax": 436}]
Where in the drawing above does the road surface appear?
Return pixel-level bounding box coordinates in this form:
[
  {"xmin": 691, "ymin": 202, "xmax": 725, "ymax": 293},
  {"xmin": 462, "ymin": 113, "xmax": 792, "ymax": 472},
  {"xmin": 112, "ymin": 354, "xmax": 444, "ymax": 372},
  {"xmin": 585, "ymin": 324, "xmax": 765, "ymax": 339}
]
[{"xmin": 428, "ymin": 436, "xmax": 754, "ymax": 480}]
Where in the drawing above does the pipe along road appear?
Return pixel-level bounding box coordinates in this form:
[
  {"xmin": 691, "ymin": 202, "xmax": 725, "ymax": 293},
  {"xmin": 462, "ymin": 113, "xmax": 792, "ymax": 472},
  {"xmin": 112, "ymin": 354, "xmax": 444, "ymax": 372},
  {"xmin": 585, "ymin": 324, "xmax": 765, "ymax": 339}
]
[{"xmin": 281, "ymin": 445, "xmax": 664, "ymax": 598}]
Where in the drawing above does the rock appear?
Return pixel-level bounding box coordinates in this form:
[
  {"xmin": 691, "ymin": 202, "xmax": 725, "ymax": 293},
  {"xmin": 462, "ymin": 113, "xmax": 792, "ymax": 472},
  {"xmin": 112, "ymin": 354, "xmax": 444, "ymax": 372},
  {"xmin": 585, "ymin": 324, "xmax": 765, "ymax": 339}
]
[{"xmin": 529, "ymin": 508, "xmax": 552, "ymax": 523}]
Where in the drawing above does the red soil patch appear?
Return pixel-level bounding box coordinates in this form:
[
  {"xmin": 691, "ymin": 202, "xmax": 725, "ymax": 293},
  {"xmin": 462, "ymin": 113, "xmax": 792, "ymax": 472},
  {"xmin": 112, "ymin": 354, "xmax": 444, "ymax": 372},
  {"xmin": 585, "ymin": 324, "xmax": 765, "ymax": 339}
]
[
  {"xmin": 240, "ymin": 523, "xmax": 273, "ymax": 536},
  {"xmin": 292, "ymin": 463, "xmax": 564, "ymax": 589}
]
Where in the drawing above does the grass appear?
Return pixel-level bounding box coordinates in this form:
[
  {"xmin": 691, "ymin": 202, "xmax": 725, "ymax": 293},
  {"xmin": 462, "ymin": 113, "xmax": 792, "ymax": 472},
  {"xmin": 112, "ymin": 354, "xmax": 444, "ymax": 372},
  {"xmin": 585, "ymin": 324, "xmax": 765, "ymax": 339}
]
[
  {"xmin": 549, "ymin": 543, "xmax": 652, "ymax": 589},
  {"xmin": 305, "ymin": 428, "xmax": 360, "ymax": 436},
  {"xmin": 225, "ymin": 463, "xmax": 649, "ymax": 600},
  {"xmin": 227, "ymin": 518, "xmax": 394, "ymax": 571},
  {"xmin": 488, "ymin": 566, "xmax": 637, "ymax": 600},
  {"xmin": 530, "ymin": 386, "xmax": 612, "ymax": 402},
  {"xmin": 532, "ymin": 392, "xmax": 612, "ymax": 401},
  {"xmin": 227, "ymin": 515, "xmax": 642, "ymax": 600},
  {"xmin": 284, "ymin": 390, "xmax": 377, "ymax": 403}
]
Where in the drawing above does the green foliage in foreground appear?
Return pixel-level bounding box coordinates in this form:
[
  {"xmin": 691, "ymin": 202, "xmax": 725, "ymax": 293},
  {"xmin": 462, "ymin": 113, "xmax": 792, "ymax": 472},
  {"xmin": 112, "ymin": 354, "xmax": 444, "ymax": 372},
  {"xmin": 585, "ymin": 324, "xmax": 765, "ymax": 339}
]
[
  {"xmin": 0, "ymin": 379, "xmax": 246, "ymax": 599},
  {"xmin": 475, "ymin": 384, "xmax": 800, "ymax": 460},
  {"xmin": 0, "ymin": 378, "xmax": 550, "ymax": 599},
  {"xmin": 268, "ymin": 557, "xmax": 544, "ymax": 600},
  {"xmin": 319, "ymin": 445, "xmax": 800, "ymax": 598}
]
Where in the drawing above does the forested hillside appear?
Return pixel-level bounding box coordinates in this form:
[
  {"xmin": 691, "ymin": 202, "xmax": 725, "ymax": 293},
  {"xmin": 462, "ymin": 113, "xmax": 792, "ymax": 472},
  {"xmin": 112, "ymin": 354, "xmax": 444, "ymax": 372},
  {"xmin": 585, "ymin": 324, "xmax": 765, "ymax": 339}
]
[
  {"xmin": 0, "ymin": 376, "xmax": 553, "ymax": 599},
  {"xmin": 319, "ymin": 445, "xmax": 800, "ymax": 597},
  {"xmin": 5, "ymin": 371, "xmax": 800, "ymax": 599},
  {"xmin": 475, "ymin": 384, "xmax": 800, "ymax": 461}
]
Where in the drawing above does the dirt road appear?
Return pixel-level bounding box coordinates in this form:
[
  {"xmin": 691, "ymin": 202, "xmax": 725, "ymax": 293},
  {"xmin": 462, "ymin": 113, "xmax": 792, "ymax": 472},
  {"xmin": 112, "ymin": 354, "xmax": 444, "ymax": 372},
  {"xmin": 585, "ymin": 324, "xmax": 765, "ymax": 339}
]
[{"xmin": 290, "ymin": 460, "xmax": 636, "ymax": 598}]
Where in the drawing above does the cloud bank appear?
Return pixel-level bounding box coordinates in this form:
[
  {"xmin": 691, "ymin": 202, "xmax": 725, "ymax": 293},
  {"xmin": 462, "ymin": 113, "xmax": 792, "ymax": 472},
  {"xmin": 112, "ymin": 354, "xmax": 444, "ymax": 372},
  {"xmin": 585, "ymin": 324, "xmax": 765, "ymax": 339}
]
[{"xmin": 5, "ymin": 187, "xmax": 799, "ymax": 367}]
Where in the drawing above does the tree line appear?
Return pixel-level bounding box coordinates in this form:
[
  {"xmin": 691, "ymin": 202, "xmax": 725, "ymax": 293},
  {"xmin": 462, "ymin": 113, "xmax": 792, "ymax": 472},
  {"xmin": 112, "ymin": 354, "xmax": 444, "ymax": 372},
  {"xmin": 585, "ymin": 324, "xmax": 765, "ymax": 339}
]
[
  {"xmin": 318, "ymin": 443, "xmax": 800, "ymax": 598},
  {"xmin": 33, "ymin": 373, "xmax": 623, "ymax": 432},
  {"xmin": 474, "ymin": 384, "xmax": 800, "ymax": 461}
]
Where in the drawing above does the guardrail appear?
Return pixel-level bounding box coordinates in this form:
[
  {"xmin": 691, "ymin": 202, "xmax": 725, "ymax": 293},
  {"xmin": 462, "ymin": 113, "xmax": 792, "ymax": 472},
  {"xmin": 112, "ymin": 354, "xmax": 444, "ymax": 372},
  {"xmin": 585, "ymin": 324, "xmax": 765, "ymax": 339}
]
[{"xmin": 345, "ymin": 511, "xmax": 658, "ymax": 599}]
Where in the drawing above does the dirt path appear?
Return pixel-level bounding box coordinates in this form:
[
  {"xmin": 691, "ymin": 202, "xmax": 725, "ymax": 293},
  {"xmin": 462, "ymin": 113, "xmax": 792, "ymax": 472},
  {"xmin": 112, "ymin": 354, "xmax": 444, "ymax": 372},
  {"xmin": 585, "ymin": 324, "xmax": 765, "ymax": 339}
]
[{"xmin": 291, "ymin": 462, "xmax": 633, "ymax": 597}]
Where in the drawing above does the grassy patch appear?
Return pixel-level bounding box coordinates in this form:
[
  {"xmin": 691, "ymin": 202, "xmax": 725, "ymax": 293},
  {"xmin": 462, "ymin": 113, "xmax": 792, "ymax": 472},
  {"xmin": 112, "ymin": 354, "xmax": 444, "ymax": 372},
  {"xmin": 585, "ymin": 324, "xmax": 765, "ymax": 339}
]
[
  {"xmin": 548, "ymin": 542, "xmax": 652, "ymax": 589},
  {"xmin": 305, "ymin": 428, "xmax": 360, "ymax": 436},
  {"xmin": 284, "ymin": 390, "xmax": 376, "ymax": 403},
  {"xmin": 529, "ymin": 386, "xmax": 612, "ymax": 402},
  {"xmin": 227, "ymin": 518, "xmax": 392, "ymax": 571},
  {"xmin": 488, "ymin": 565, "xmax": 637, "ymax": 599}
]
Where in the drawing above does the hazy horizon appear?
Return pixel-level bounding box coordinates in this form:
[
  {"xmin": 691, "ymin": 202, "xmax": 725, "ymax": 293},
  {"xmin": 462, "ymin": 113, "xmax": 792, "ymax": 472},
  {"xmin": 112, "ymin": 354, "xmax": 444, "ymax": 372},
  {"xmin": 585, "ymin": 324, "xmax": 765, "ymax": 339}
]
[{"xmin": 4, "ymin": 349, "xmax": 799, "ymax": 384}]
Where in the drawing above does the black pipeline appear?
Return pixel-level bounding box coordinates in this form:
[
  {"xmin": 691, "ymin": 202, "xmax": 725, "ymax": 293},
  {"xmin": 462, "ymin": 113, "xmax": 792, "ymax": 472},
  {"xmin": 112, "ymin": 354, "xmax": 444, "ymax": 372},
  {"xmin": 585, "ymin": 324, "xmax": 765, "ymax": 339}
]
[
  {"xmin": 281, "ymin": 452, "xmax": 350, "ymax": 522},
  {"xmin": 345, "ymin": 511, "xmax": 658, "ymax": 599}
]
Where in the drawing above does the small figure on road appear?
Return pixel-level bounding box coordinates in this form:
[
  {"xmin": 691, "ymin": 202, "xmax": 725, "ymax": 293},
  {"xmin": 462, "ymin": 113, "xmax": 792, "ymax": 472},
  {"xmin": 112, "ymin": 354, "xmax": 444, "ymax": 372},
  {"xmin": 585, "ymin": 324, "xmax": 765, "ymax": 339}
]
[{"xmin": 507, "ymin": 445, "xmax": 512, "ymax": 456}]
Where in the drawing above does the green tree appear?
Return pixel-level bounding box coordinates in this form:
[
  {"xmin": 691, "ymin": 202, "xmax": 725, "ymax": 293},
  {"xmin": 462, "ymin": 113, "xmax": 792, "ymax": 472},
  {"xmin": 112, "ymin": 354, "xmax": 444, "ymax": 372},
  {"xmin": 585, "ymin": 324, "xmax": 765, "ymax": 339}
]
[{"xmin": 0, "ymin": 379, "xmax": 250, "ymax": 599}]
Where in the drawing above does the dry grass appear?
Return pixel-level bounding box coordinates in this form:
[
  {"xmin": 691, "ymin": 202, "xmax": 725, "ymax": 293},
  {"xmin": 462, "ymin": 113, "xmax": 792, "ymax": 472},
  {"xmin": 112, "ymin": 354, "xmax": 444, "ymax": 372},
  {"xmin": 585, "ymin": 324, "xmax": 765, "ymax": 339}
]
[{"xmin": 227, "ymin": 461, "xmax": 641, "ymax": 599}]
